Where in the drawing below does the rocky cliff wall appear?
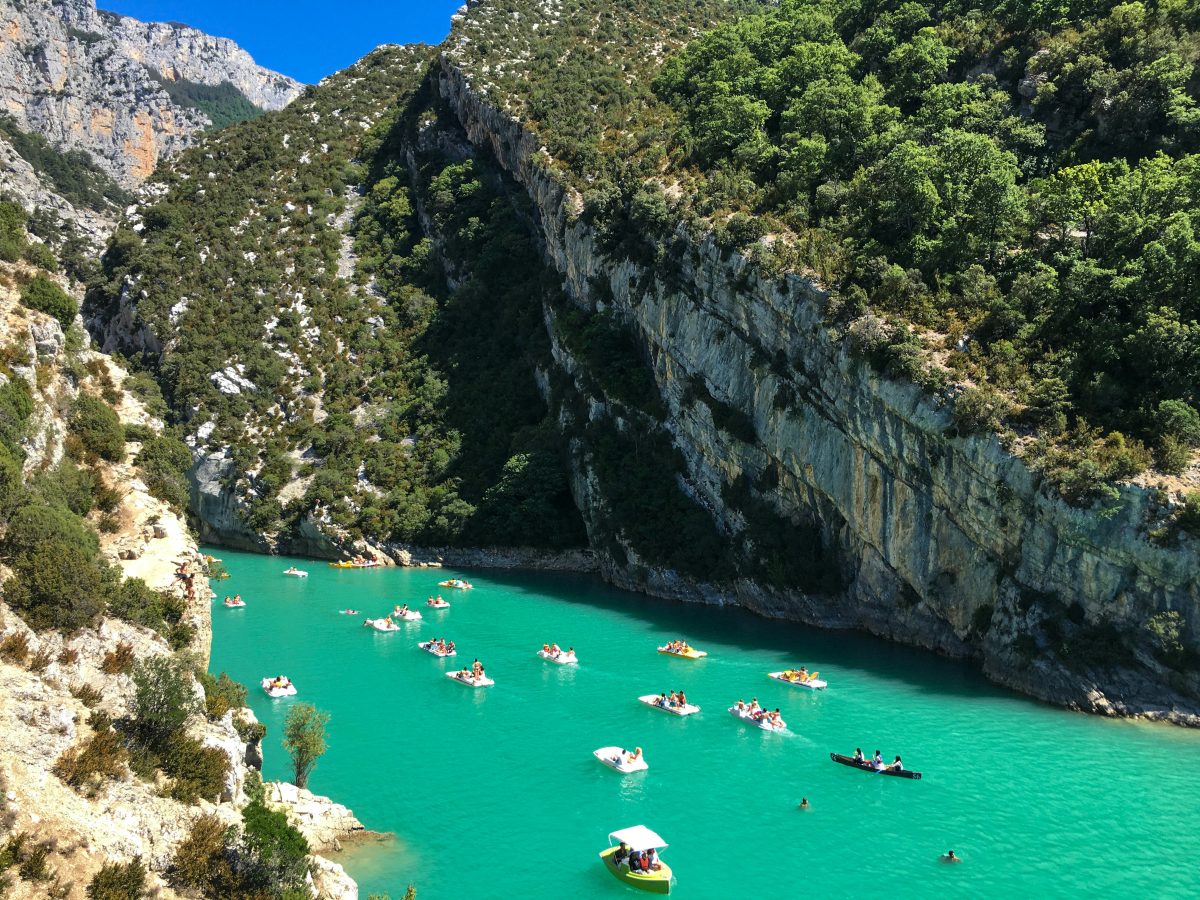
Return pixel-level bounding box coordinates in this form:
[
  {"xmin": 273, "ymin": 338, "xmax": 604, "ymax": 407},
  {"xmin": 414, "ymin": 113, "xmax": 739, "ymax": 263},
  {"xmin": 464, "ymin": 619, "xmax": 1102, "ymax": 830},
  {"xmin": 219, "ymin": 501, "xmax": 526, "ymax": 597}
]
[
  {"xmin": 0, "ymin": 0, "xmax": 301, "ymax": 186},
  {"xmin": 435, "ymin": 57, "xmax": 1200, "ymax": 723}
]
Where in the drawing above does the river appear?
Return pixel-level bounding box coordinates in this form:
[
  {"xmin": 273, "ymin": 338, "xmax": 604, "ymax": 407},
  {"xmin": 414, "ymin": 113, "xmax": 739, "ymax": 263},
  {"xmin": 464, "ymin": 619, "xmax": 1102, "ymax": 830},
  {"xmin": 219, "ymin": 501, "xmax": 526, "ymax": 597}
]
[{"xmin": 207, "ymin": 548, "xmax": 1200, "ymax": 898}]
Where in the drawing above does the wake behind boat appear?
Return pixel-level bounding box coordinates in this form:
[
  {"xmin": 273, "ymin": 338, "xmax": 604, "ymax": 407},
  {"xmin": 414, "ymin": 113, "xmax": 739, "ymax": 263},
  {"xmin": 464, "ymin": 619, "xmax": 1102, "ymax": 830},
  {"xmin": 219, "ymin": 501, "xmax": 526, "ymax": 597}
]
[
  {"xmin": 261, "ymin": 676, "xmax": 296, "ymax": 698},
  {"xmin": 769, "ymin": 669, "xmax": 827, "ymax": 690},
  {"xmin": 600, "ymin": 825, "xmax": 672, "ymax": 894},
  {"xmin": 594, "ymin": 746, "xmax": 648, "ymax": 774},
  {"xmin": 830, "ymin": 752, "xmax": 922, "ymax": 779},
  {"xmin": 638, "ymin": 693, "xmax": 700, "ymax": 717}
]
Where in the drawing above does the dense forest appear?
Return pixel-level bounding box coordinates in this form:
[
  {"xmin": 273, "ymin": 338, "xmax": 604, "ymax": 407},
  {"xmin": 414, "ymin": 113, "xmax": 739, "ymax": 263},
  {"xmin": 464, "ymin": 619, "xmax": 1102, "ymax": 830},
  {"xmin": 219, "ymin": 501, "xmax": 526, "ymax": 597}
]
[
  {"xmin": 86, "ymin": 47, "xmax": 584, "ymax": 549},
  {"xmin": 448, "ymin": 0, "xmax": 1200, "ymax": 511}
]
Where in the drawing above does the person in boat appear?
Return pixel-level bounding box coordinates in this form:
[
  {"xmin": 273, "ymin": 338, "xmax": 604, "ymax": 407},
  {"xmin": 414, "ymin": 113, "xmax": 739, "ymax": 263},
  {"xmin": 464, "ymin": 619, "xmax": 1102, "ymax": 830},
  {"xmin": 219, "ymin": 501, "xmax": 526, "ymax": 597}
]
[
  {"xmin": 886, "ymin": 755, "xmax": 904, "ymax": 772},
  {"xmin": 567, "ymin": 646, "xmax": 575, "ymax": 657},
  {"xmin": 627, "ymin": 849, "xmax": 643, "ymax": 871},
  {"xmin": 677, "ymin": 690, "xmax": 689, "ymax": 707},
  {"xmin": 550, "ymin": 642, "xmax": 561, "ymax": 655},
  {"xmin": 629, "ymin": 746, "xmax": 642, "ymax": 762},
  {"xmin": 612, "ymin": 842, "xmax": 630, "ymax": 868},
  {"xmin": 942, "ymin": 850, "xmax": 961, "ymax": 864},
  {"xmin": 542, "ymin": 643, "xmax": 550, "ymax": 654},
  {"xmin": 797, "ymin": 666, "xmax": 809, "ymax": 681},
  {"xmin": 852, "ymin": 748, "xmax": 865, "ymax": 763},
  {"xmin": 397, "ymin": 604, "xmax": 409, "ymax": 615},
  {"xmin": 748, "ymin": 697, "xmax": 761, "ymax": 714},
  {"xmin": 871, "ymin": 750, "xmax": 884, "ymax": 770},
  {"xmin": 656, "ymin": 692, "xmax": 669, "ymax": 708},
  {"xmin": 446, "ymin": 640, "xmax": 455, "ymax": 654},
  {"xmin": 644, "ymin": 847, "xmax": 661, "ymax": 871}
]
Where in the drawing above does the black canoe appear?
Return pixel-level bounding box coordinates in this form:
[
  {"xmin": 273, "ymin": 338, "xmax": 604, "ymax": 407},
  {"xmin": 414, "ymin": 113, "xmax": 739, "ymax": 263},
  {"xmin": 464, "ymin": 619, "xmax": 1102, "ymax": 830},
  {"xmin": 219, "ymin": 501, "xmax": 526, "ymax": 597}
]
[{"xmin": 830, "ymin": 752, "xmax": 922, "ymax": 779}]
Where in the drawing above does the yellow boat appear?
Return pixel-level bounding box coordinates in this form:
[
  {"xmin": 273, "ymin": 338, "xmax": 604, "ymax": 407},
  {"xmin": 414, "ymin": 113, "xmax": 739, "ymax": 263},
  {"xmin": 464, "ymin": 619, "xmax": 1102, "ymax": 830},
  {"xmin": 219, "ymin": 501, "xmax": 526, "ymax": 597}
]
[
  {"xmin": 657, "ymin": 644, "xmax": 707, "ymax": 660},
  {"xmin": 329, "ymin": 559, "xmax": 380, "ymax": 569},
  {"xmin": 437, "ymin": 578, "xmax": 472, "ymax": 589},
  {"xmin": 599, "ymin": 826, "xmax": 672, "ymax": 894}
]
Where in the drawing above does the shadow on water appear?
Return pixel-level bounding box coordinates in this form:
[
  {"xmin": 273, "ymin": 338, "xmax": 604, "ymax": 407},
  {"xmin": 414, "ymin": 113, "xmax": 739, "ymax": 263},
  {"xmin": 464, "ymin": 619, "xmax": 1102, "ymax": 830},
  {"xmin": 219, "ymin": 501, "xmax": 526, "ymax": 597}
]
[{"xmin": 476, "ymin": 567, "xmax": 1007, "ymax": 703}]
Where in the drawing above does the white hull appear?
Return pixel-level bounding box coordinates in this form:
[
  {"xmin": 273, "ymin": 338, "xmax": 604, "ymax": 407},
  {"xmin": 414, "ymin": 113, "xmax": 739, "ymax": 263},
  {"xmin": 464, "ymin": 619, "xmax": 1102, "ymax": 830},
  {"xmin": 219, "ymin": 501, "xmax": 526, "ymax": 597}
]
[
  {"xmin": 392, "ymin": 610, "xmax": 423, "ymax": 621},
  {"xmin": 261, "ymin": 678, "xmax": 296, "ymax": 698},
  {"xmin": 768, "ymin": 672, "xmax": 827, "ymax": 690},
  {"xmin": 283, "ymin": 570, "xmax": 308, "ymax": 577},
  {"xmin": 728, "ymin": 706, "xmax": 786, "ymax": 732},
  {"xmin": 594, "ymin": 746, "xmax": 648, "ymax": 773},
  {"xmin": 638, "ymin": 695, "xmax": 700, "ymax": 716},
  {"xmin": 427, "ymin": 601, "xmax": 450, "ymax": 609},
  {"xmin": 365, "ymin": 619, "xmax": 401, "ymax": 632},
  {"xmin": 446, "ymin": 671, "xmax": 493, "ymax": 688},
  {"xmin": 223, "ymin": 602, "xmax": 245, "ymax": 608},
  {"xmin": 537, "ymin": 650, "xmax": 577, "ymax": 665}
]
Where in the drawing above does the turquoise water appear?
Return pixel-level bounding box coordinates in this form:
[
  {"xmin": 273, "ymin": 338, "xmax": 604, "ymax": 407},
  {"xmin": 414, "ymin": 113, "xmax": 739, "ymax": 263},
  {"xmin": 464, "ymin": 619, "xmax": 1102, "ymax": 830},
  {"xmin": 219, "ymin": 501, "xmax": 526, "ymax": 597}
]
[{"xmin": 208, "ymin": 548, "xmax": 1200, "ymax": 899}]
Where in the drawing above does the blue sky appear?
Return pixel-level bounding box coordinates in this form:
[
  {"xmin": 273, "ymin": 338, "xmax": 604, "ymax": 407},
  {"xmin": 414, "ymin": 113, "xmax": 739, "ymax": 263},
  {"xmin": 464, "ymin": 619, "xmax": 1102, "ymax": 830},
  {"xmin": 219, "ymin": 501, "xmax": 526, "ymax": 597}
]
[{"xmin": 100, "ymin": 1, "xmax": 464, "ymax": 84}]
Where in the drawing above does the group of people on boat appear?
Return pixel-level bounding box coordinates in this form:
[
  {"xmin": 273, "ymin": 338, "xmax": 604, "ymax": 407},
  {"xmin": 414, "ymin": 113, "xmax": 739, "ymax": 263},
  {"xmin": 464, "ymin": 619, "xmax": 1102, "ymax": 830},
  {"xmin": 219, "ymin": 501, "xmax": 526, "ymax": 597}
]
[
  {"xmin": 653, "ymin": 690, "xmax": 690, "ymax": 709},
  {"xmin": 427, "ymin": 595, "xmax": 448, "ymax": 607},
  {"xmin": 611, "ymin": 843, "xmax": 662, "ymax": 873},
  {"xmin": 452, "ymin": 659, "xmax": 487, "ymax": 681},
  {"xmin": 223, "ymin": 594, "xmax": 244, "ymax": 607},
  {"xmin": 778, "ymin": 667, "xmax": 817, "ymax": 682},
  {"xmin": 393, "ymin": 603, "xmax": 411, "ymax": 616},
  {"xmin": 660, "ymin": 640, "xmax": 694, "ymax": 655},
  {"xmin": 427, "ymin": 637, "xmax": 456, "ymax": 655},
  {"xmin": 540, "ymin": 642, "xmax": 574, "ymax": 659},
  {"xmin": 268, "ymin": 675, "xmax": 292, "ymax": 690},
  {"xmin": 609, "ymin": 747, "xmax": 643, "ymax": 765},
  {"xmin": 851, "ymin": 747, "xmax": 905, "ymax": 772},
  {"xmin": 733, "ymin": 698, "xmax": 784, "ymax": 727}
]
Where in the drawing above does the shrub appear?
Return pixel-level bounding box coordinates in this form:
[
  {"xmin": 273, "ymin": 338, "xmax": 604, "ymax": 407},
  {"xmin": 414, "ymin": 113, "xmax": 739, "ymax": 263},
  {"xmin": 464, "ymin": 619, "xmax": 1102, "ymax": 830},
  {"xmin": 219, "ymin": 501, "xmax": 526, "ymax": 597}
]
[
  {"xmin": 19, "ymin": 274, "xmax": 75, "ymax": 327},
  {"xmin": 282, "ymin": 703, "xmax": 329, "ymax": 789},
  {"xmin": 3, "ymin": 503, "xmax": 98, "ymax": 558},
  {"xmin": 71, "ymin": 395, "xmax": 125, "ymax": 463},
  {"xmin": 238, "ymin": 801, "xmax": 310, "ymax": 893},
  {"xmin": 86, "ymin": 856, "xmax": 146, "ymax": 900},
  {"xmin": 170, "ymin": 813, "xmax": 234, "ymax": 891},
  {"xmin": 100, "ymin": 642, "xmax": 135, "ymax": 675},
  {"xmin": 130, "ymin": 655, "xmax": 201, "ymax": 750},
  {"xmin": 953, "ymin": 386, "xmax": 1010, "ymax": 435},
  {"xmin": 71, "ymin": 683, "xmax": 103, "ymax": 707},
  {"xmin": 135, "ymin": 432, "xmax": 192, "ymax": 509},
  {"xmin": 1156, "ymin": 400, "xmax": 1200, "ymax": 446},
  {"xmin": 0, "ymin": 632, "xmax": 30, "ymax": 664},
  {"xmin": 57, "ymin": 645, "xmax": 79, "ymax": 665},
  {"xmin": 234, "ymin": 714, "xmax": 267, "ymax": 745},
  {"xmin": 199, "ymin": 671, "xmax": 248, "ymax": 720},
  {"xmin": 53, "ymin": 729, "xmax": 128, "ymax": 794},
  {"xmin": 164, "ymin": 736, "xmax": 229, "ymax": 804},
  {"xmin": 28, "ymin": 648, "xmax": 52, "ymax": 673},
  {"xmin": 1144, "ymin": 611, "xmax": 1190, "ymax": 671},
  {"xmin": 1180, "ymin": 492, "xmax": 1200, "ymax": 538},
  {"xmin": 1157, "ymin": 436, "xmax": 1192, "ymax": 476},
  {"xmin": 18, "ymin": 840, "xmax": 51, "ymax": 881}
]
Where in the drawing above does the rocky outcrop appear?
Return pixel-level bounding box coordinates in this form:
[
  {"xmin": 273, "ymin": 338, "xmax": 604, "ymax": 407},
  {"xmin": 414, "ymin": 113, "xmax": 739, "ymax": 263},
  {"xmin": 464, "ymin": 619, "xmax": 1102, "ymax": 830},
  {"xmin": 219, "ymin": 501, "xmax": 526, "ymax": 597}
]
[
  {"xmin": 265, "ymin": 782, "xmax": 370, "ymax": 853},
  {"xmin": 0, "ymin": 0, "xmax": 301, "ymax": 186},
  {"xmin": 434, "ymin": 55, "xmax": 1200, "ymax": 723}
]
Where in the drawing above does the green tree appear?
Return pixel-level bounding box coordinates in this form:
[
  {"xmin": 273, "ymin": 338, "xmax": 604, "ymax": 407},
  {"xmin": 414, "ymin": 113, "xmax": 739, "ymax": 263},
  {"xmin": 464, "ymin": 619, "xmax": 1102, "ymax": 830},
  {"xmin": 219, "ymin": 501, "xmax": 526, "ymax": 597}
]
[
  {"xmin": 282, "ymin": 703, "xmax": 329, "ymax": 789},
  {"xmin": 19, "ymin": 274, "xmax": 76, "ymax": 327},
  {"xmin": 131, "ymin": 656, "xmax": 201, "ymax": 750}
]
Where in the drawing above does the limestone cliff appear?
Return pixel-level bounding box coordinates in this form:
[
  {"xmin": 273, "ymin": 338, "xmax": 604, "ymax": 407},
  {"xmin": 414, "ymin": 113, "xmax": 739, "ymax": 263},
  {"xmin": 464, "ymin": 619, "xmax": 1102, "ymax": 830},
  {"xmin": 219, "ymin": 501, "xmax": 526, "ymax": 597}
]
[
  {"xmin": 432, "ymin": 55, "xmax": 1200, "ymax": 724},
  {"xmin": 0, "ymin": 0, "xmax": 301, "ymax": 186}
]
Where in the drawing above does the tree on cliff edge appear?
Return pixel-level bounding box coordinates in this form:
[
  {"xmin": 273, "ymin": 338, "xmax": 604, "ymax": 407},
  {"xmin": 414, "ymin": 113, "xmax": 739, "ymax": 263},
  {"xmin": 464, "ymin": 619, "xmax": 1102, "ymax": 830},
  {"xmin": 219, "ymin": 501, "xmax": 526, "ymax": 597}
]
[{"xmin": 282, "ymin": 703, "xmax": 329, "ymax": 789}]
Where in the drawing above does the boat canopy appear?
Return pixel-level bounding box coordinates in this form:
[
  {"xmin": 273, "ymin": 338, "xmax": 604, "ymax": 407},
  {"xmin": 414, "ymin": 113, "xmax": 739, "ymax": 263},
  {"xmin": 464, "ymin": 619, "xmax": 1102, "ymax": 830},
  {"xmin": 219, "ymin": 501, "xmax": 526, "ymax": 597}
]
[{"xmin": 608, "ymin": 825, "xmax": 668, "ymax": 852}]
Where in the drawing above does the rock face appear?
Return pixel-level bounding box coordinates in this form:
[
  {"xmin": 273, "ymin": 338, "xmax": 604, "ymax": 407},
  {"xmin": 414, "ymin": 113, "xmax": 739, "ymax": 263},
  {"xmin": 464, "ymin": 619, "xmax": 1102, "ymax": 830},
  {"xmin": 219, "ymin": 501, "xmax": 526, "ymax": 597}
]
[
  {"xmin": 265, "ymin": 781, "xmax": 368, "ymax": 853},
  {"xmin": 433, "ymin": 56, "xmax": 1200, "ymax": 722},
  {"xmin": 0, "ymin": 0, "xmax": 302, "ymax": 186}
]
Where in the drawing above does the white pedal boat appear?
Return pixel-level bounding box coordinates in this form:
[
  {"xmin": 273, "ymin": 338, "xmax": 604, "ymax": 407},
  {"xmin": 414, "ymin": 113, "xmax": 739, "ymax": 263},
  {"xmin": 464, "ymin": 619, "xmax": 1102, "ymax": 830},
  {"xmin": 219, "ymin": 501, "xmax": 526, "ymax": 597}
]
[
  {"xmin": 262, "ymin": 678, "xmax": 296, "ymax": 698},
  {"xmin": 594, "ymin": 746, "xmax": 648, "ymax": 773},
  {"xmin": 223, "ymin": 599, "xmax": 246, "ymax": 608},
  {"xmin": 283, "ymin": 567, "xmax": 308, "ymax": 577},
  {"xmin": 446, "ymin": 671, "xmax": 494, "ymax": 688},
  {"xmin": 426, "ymin": 598, "xmax": 451, "ymax": 609},
  {"xmin": 638, "ymin": 694, "xmax": 700, "ymax": 716},
  {"xmin": 537, "ymin": 649, "xmax": 577, "ymax": 665},
  {"xmin": 768, "ymin": 671, "xmax": 827, "ymax": 690},
  {"xmin": 418, "ymin": 640, "xmax": 456, "ymax": 657},
  {"xmin": 390, "ymin": 608, "xmax": 422, "ymax": 621},
  {"xmin": 728, "ymin": 706, "xmax": 787, "ymax": 732},
  {"xmin": 364, "ymin": 618, "xmax": 401, "ymax": 632}
]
